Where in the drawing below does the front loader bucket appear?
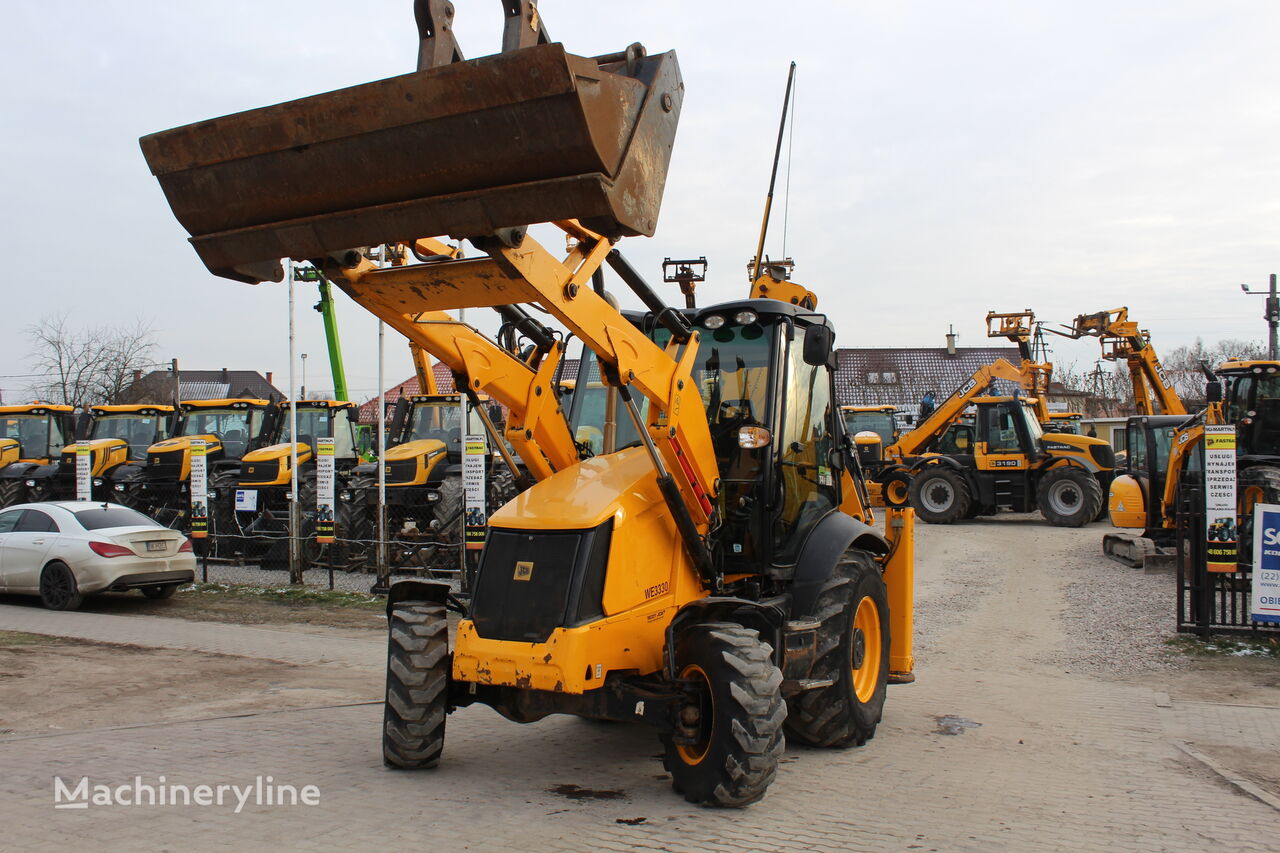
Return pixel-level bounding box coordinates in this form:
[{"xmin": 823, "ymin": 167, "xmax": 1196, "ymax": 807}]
[{"xmin": 140, "ymin": 44, "xmax": 683, "ymax": 283}]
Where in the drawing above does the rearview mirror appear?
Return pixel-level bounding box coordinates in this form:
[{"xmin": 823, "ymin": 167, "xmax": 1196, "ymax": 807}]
[{"xmin": 803, "ymin": 326, "xmax": 834, "ymax": 366}]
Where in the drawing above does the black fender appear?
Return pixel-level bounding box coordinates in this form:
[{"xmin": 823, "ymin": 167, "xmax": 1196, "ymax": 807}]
[
  {"xmin": 664, "ymin": 596, "xmax": 788, "ymax": 678},
  {"xmin": 0, "ymin": 462, "xmax": 53, "ymax": 481},
  {"xmin": 905, "ymin": 455, "xmax": 963, "ymax": 474},
  {"xmin": 789, "ymin": 510, "xmax": 890, "ymax": 620},
  {"xmin": 108, "ymin": 462, "xmax": 147, "ymax": 484},
  {"xmin": 386, "ymin": 579, "xmax": 452, "ymax": 615}
]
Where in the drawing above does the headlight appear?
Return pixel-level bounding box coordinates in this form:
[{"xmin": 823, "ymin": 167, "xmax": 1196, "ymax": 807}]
[
  {"xmin": 114, "ymin": 483, "xmax": 125, "ymax": 492},
  {"xmin": 208, "ymin": 489, "xmax": 218, "ymax": 499},
  {"xmin": 92, "ymin": 478, "xmax": 104, "ymax": 487},
  {"xmin": 702, "ymin": 314, "xmax": 725, "ymax": 329},
  {"xmin": 733, "ymin": 310, "xmax": 758, "ymax": 325},
  {"xmin": 426, "ymin": 491, "xmax": 441, "ymax": 502},
  {"xmin": 339, "ymin": 490, "xmax": 352, "ymax": 501},
  {"xmin": 24, "ymin": 479, "xmax": 35, "ymax": 487}
]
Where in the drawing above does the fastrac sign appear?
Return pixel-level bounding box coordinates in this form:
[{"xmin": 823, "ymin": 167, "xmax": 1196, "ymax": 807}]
[{"xmin": 1250, "ymin": 504, "xmax": 1280, "ymax": 624}]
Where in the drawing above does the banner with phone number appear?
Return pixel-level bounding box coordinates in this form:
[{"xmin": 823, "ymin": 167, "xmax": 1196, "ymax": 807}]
[
  {"xmin": 189, "ymin": 440, "xmax": 208, "ymax": 538},
  {"xmin": 1203, "ymin": 425, "xmax": 1237, "ymax": 572},
  {"xmin": 315, "ymin": 437, "xmax": 335, "ymax": 543}
]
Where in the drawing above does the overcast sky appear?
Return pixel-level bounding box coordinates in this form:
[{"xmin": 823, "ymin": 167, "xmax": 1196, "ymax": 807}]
[{"xmin": 2, "ymin": 1, "xmax": 1277, "ymax": 403}]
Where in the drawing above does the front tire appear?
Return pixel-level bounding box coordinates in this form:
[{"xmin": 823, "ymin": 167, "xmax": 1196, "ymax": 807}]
[
  {"xmin": 39, "ymin": 562, "xmax": 83, "ymax": 611},
  {"xmin": 909, "ymin": 467, "xmax": 971, "ymax": 524},
  {"xmin": 785, "ymin": 550, "xmax": 890, "ymax": 748},
  {"xmin": 1036, "ymin": 466, "xmax": 1103, "ymax": 528},
  {"xmin": 662, "ymin": 623, "xmax": 785, "ymax": 807},
  {"xmin": 383, "ymin": 601, "xmax": 449, "ymax": 769}
]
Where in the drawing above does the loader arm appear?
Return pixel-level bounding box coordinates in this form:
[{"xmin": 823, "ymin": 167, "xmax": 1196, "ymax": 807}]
[
  {"xmin": 888, "ymin": 358, "xmax": 1031, "ymax": 459},
  {"xmin": 1066, "ymin": 308, "xmax": 1186, "ymax": 416},
  {"xmin": 329, "ymin": 223, "xmax": 720, "ymax": 549}
]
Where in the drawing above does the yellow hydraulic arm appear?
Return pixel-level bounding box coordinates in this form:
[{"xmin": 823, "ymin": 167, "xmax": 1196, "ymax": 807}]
[
  {"xmin": 986, "ymin": 309, "xmax": 1053, "ymax": 422},
  {"xmin": 886, "ymin": 358, "xmax": 1032, "ymax": 459},
  {"xmin": 328, "ymin": 221, "xmax": 721, "ymax": 579},
  {"xmin": 1062, "ymin": 308, "xmax": 1187, "ymax": 416}
]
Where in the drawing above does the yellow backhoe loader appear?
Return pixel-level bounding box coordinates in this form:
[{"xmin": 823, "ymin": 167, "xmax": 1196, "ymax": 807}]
[{"xmin": 141, "ymin": 1, "xmax": 916, "ymax": 806}]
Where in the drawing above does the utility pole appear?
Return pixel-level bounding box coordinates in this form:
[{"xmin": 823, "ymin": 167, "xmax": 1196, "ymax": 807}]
[{"xmin": 1240, "ymin": 273, "xmax": 1279, "ymax": 359}]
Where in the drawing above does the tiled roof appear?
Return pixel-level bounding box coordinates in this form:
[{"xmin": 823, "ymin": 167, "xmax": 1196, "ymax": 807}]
[
  {"xmin": 120, "ymin": 370, "xmax": 283, "ymax": 404},
  {"xmin": 356, "ymin": 364, "xmax": 457, "ymax": 424},
  {"xmin": 835, "ymin": 347, "xmax": 1024, "ymax": 409}
]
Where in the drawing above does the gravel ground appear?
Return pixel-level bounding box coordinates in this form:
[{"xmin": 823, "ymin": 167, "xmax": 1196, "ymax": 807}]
[{"xmin": 197, "ymin": 561, "xmax": 456, "ymax": 594}]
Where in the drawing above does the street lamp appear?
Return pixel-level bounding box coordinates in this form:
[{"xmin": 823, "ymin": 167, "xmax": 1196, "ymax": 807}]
[
  {"xmin": 1239, "ymin": 274, "xmax": 1279, "ymax": 360},
  {"xmin": 300, "ymin": 352, "xmax": 308, "ymax": 400}
]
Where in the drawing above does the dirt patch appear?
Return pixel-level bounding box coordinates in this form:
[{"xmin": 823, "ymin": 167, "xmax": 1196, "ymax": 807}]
[
  {"xmin": 1190, "ymin": 742, "xmax": 1280, "ymax": 800},
  {"xmin": 0, "ymin": 633, "xmax": 377, "ymax": 737}
]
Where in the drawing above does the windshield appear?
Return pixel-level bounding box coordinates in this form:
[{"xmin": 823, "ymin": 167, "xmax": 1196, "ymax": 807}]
[
  {"xmin": 842, "ymin": 411, "xmax": 895, "ymax": 445},
  {"xmin": 1020, "ymin": 404, "xmax": 1044, "ymax": 441},
  {"xmin": 567, "ymin": 357, "xmax": 643, "ymax": 455},
  {"xmin": 73, "ymin": 505, "xmax": 163, "ymax": 530},
  {"xmin": 1227, "ymin": 374, "xmax": 1280, "ymax": 456},
  {"xmin": 92, "ymin": 415, "xmax": 166, "ymax": 460},
  {"xmin": 179, "ymin": 407, "xmax": 264, "ymax": 458},
  {"xmin": 279, "ymin": 407, "xmax": 357, "ymax": 457},
  {"xmin": 0, "ymin": 414, "xmax": 63, "ymax": 458}
]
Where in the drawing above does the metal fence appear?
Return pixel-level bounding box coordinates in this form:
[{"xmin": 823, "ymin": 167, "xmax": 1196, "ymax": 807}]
[{"xmin": 1176, "ymin": 481, "xmax": 1280, "ymax": 637}]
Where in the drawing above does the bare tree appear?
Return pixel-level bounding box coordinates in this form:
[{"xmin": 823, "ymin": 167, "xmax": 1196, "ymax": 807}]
[{"xmin": 24, "ymin": 314, "xmax": 159, "ymax": 408}]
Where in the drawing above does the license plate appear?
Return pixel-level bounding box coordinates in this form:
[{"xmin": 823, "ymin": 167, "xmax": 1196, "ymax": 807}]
[{"xmin": 146, "ymin": 541, "xmax": 167, "ymax": 552}]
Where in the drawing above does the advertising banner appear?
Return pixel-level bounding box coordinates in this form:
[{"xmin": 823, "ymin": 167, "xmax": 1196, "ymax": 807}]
[
  {"xmin": 316, "ymin": 437, "xmax": 335, "ymax": 543},
  {"xmin": 463, "ymin": 434, "xmax": 487, "ymax": 549},
  {"xmin": 190, "ymin": 440, "xmax": 208, "ymax": 538},
  {"xmin": 1203, "ymin": 425, "xmax": 1237, "ymax": 572},
  {"xmin": 1252, "ymin": 503, "xmax": 1280, "ymax": 624},
  {"xmin": 75, "ymin": 441, "xmax": 92, "ymax": 501}
]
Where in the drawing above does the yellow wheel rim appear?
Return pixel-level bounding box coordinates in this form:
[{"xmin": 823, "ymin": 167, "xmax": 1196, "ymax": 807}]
[
  {"xmin": 851, "ymin": 596, "xmax": 882, "ymax": 703},
  {"xmin": 886, "ymin": 480, "xmax": 908, "ymax": 505},
  {"xmin": 675, "ymin": 664, "xmax": 713, "ymax": 765}
]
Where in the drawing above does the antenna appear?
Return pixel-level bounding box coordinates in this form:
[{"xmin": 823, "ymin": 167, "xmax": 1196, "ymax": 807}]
[{"xmin": 751, "ymin": 62, "xmax": 797, "ymax": 283}]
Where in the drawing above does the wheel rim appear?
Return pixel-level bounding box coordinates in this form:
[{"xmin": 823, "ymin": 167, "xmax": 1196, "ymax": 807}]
[
  {"xmin": 919, "ymin": 478, "xmax": 954, "ymax": 513},
  {"xmin": 886, "ymin": 479, "xmax": 909, "ymax": 505},
  {"xmin": 851, "ymin": 596, "xmax": 882, "ymax": 703},
  {"xmin": 675, "ymin": 664, "xmax": 714, "ymax": 765},
  {"xmin": 41, "ymin": 568, "xmax": 72, "ymax": 608},
  {"xmin": 1048, "ymin": 480, "xmax": 1082, "ymax": 516}
]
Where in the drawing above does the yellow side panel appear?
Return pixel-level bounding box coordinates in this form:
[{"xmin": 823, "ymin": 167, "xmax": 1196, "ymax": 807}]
[
  {"xmin": 1108, "ymin": 474, "xmax": 1147, "ymax": 529},
  {"xmin": 0, "ymin": 439, "xmax": 17, "ymax": 469}
]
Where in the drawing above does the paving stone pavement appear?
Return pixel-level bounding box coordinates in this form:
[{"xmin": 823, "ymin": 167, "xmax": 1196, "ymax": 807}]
[{"xmin": 0, "ymin": 602, "xmax": 382, "ymax": 668}]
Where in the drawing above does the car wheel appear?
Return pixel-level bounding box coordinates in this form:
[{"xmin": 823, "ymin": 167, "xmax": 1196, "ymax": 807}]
[
  {"xmin": 39, "ymin": 562, "xmax": 84, "ymax": 611},
  {"xmin": 141, "ymin": 584, "xmax": 178, "ymax": 600}
]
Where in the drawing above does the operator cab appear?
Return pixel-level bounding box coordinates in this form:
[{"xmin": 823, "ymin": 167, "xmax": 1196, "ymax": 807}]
[
  {"xmin": 625, "ymin": 299, "xmax": 842, "ymax": 573},
  {"xmin": 1219, "ymin": 360, "xmax": 1280, "ymax": 460}
]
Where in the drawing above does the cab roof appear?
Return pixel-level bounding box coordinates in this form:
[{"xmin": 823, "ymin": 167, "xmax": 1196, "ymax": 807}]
[
  {"xmin": 91, "ymin": 404, "xmax": 175, "ymax": 414},
  {"xmin": 179, "ymin": 398, "xmax": 273, "ymax": 411},
  {"xmin": 0, "ymin": 403, "xmax": 75, "ymax": 414}
]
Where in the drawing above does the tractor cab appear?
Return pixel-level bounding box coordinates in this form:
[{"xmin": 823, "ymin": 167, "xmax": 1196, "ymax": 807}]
[
  {"xmin": 840, "ymin": 406, "xmax": 898, "ymax": 448},
  {"xmin": 57, "ymin": 405, "xmax": 176, "ymax": 502},
  {"xmin": 238, "ymin": 400, "xmax": 360, "ymax": 488},
  {"xmin": 0, "ymin": 403, "xmax": 77, "ymax": 506},
  {"xmin": 1044, "ymin": 412, "xmax": 1084, "ymax": 435},
  {"xmin": 1107, "ymin": 414, "xmax": 1184, "ymax": 530},
  {"xmin": 631, "ymin": 299, "xmax": 841, "ymax": 571},
  {"xmin": 1219, "ymin": 360, "xmax": 1280, "ymax": 461}
]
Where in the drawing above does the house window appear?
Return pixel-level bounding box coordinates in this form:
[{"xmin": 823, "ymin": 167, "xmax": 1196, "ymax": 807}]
[
  {"xmin": 867, "ymin": 373, "xmax": 880, "ymax": 384},
  {"xmin": 1112, "ymin": 427, "xmax": 1125, "ymax": 452},
  {"xmin": 881, "ymin": 371, "xmax": 898, "ymax": 384}
]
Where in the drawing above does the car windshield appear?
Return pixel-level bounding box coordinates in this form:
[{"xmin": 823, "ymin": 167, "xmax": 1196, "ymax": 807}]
[{"xmin": 73, "ymin": 505, "xmax": 163, "ymax": 530}]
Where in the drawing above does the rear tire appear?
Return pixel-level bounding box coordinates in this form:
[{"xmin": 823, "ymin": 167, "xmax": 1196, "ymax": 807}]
[
  {"xmin": 908, "ymin": 467, "xmax": 971, "ymax": 524},
  {"xmin": 39, "ymin": 562, "xmax": 83, "ymax": 611},
  {"xmin": 662, "ymin": 623, "xmax": 785, "ymax": 807},
  {"xmin": 785, "ymin": 550, "xmax": 890, "ymax": 748},
  {"xmin": 1036, "ymin": 466, "xmax": 1103, "ymax": 528},
  {"xmin": 383, "ymin": 601, "xmax": 449, "ymax": 769}
]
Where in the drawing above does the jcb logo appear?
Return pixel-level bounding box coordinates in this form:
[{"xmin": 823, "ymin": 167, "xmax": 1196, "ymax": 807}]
[{"xmin": 513, "ymin": 561, "xmax": 534, "ymax": 581}]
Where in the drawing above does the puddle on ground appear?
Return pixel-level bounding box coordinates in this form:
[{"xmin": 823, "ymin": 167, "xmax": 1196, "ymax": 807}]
[
  {"xmin": 548, "ymin": 784, "xmax": 627, "ymax": 800},
  {"xmin": 933, "ymin": 714, "xmax": 982, "ymax": 735}
]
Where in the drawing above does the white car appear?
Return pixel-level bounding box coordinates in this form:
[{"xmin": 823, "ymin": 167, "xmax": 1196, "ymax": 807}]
[{"xmin": 0, "ymin": 501, "xmax": 195, "ymax": 610}]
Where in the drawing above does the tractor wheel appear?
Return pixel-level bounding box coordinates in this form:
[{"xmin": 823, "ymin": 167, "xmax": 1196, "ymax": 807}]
[
  {"xmin": 1036, "ymin": 466, "xmax": 1103, "ymax": 528},
  {"xmin": 881, "ymin": 471, "xmax": 912, "ymax": 508},
  {"xmin": 0, "ymin": 478, "xmax": 23, "ymax": 509},
  {"xmin": 662, "ymin": 623, "xmax": 785, "ymax": 807},
  {"xmin": 39, "ymin": 562, "xmax": 83, "ymax": 611},
  {"xmin": 908, "ymin": 467, "xmax": 971, "ymax": 524},
  {"xmin": 785, "ymin": 550, "xmax": 890, "ymax": 748},
  {"xmin": 1238, "ymin": 465, "xmax": 1280, "ymax": 566},
  {"xmin": 383, "ymin": 601, "xmax": 449, "ymax": 769},
  {"xmin": 434, "ymin": 476, "xmax": 465, "ymax": 539}
]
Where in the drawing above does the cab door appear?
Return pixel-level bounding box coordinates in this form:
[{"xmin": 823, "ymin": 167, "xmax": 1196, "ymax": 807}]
[
  {"xmin": 1, "ymin": 509, "xmax": 59, "ymax": 592},
  {"xmin": 974, "ymin": 403, "xmax": 1031, "ymax": 473}
]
